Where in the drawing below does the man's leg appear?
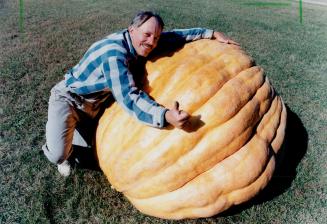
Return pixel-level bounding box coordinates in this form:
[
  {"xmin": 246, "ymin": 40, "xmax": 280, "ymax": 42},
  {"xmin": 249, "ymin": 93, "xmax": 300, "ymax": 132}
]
[
  {"xmin": 43, "ymin": 82, "xmax": 82, "ymax": 176},
  {"xmin": 44, "ymin": 98, "xmax": 77, "ymax": 164},
  {"xmin": 43, "ymin": 81, "xmax": 110, "ymax": 174}
]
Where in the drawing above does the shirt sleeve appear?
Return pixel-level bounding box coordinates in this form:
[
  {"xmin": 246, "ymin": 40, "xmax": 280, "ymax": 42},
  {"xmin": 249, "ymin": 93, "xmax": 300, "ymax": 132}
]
[
  {"xmin": 153, "ymin": 28, "xmax": 213, "ymax": 53},
  {"xmin": 102, "ymin": 55, "xmax": 168, "ymax": 128},
  {"xmin": 162, "ymin": 28, "xmax": 213, "ymax": 42}
]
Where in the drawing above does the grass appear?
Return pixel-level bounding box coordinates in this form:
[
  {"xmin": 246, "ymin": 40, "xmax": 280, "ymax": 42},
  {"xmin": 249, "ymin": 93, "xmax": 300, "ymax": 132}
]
[{"xmin": 1, "ymin": 0, "xmax": 326, "ymax": 223}]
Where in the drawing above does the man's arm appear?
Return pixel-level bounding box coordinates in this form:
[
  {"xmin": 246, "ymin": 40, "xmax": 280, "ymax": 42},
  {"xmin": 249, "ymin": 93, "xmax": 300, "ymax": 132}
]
[
  {"xmin": 161, "ymin": 28, "xmax": 214, "ymax": 42},
  {"xmin": 157, "ymin": 28, "xmax": 212, "ymax": 49},
  {"xmin": 102, "ymin": 54, "xmax": 168, "ymax": 128},
  {"xmin": 212, "ymin": 31, "xmax": 239, "ymax": 45},
  {"xmin": 158, "ymin": 28, "xmax": 239, "ymax": 48}
]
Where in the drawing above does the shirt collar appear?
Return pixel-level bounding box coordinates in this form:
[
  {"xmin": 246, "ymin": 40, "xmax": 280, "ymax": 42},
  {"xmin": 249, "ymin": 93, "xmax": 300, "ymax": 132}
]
[{"xmin": 124, "ymin": 29, "xmax": 138, "ymax": 59}]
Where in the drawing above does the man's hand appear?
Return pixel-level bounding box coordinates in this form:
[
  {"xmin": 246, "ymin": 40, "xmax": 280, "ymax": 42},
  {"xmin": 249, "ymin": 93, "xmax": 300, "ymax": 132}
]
[
  {"xmin": 165, "ymin": 101, "xmax": 190, "ymax": 129},
  {"xmin": 212, "ymin": 31, "xmax": 240, "ymax": 46}
]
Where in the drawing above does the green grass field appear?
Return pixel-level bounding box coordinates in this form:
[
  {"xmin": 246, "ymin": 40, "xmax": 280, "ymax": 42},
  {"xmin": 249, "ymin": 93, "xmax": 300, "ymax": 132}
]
[{"xmin": 1, "ymin": 0, "xmax": 326, "ymax": 223}]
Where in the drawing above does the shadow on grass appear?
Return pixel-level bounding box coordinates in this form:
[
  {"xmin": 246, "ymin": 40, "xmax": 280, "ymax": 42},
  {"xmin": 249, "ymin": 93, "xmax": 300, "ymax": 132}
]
[
  {"xmin": 220, "ymin": 105, "xmax": 308, "ymax": 217},
  {"xmin": 68, "ymin": 145, "xmax": 101, "ymax": 171}
]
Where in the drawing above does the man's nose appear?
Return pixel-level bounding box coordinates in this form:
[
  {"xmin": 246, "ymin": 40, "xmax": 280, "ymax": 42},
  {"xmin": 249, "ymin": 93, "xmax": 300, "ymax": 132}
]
[{"xmin": 148, "ymin": 36, "xmax": 155, "ymax": 46}]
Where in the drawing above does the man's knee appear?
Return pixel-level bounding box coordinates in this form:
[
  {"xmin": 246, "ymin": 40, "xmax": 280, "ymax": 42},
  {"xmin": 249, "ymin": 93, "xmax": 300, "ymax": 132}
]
[{"xmin": 42, "ymin": 143, "xmax": 72, "ymax": 164}]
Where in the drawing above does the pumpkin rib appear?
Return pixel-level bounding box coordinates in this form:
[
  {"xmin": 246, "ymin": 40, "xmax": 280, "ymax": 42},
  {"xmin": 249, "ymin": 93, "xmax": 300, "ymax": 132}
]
[
  {"xmin": 146, "ymin": 41, "xmax": 249, "ymax": 90},
  {"xmin": 145, "ymin": 50, "xmax": 210, "ymax": 94},
  {"xmin": 149, "ymin": 50, "xmax": 247, "ymax": 101},
  {"xmin": 125, "ymin": 124, "xmax": 255, "ymax": 198},
  {"xmin": 149, "ymin": 56, "xmax": 209, "ymax": 99},
  {"xmin": 101, "ymin": 46, "xmax": 254, "ymax": 182},
  {"xmin": 151, "ymin": 57, "xmax": 231, "ymax": 113},
  {"xmin": 97, "ymin": 105, "xmax": 140, "ymax": 168},
  {"xmin": 97, "ymin": 105, "xmax": 124, "ymax": 167},
  {"xmin": 271, "ymin": 98, "xmax": 287, "ymax": 153},
  {"xmin": 115, "ymin": 49, "xmax": 252, "ymax": 160},
  {"xmin": 125, "ymin": 91, "xmax": 280, "ymax": 199},
  {"xmin": 111, "ymin": 69, "xmax": 269, "ymax": 191},
  {"xmin": 167, "ymin": 157, "xmax": 276, "ymax": 220},
  {"xmin": 125, "ymin": 98, "xmax": 283, "ymax": 217},
  {"xmin": 119, "ymin": 73, "xmax": 275, "ymax": 197},
  {"xmin": 115, "ymin": 54, "xmax": 233, "ymax": 157},
  {"xmin": 110, "ymin": 66, "xmax": 265, "ymax": 188},
  {"xmin": 96, "ymin": 102, "xmax": 120, "ymax": 147},
  {"xmin": 98, "ymin": 79, "xmax": 276, "ymax": 193},
  {"xmin": 256, "ymin": 94, "xmax": 282, "ymax": 144},
  {"xmin": 147, "ymin": 47, "xmax": 198, "ymax": 83},
  {"xmin": 148, "ymin": 45, "xmax": 253, "ymax": 104},
  {"xmin": 126, "ymin": 119, "xmax": 278, "ymax": 219},
  {"xmin": 107, "ymin": 66, "xmax": 265, "ymax": 190}
]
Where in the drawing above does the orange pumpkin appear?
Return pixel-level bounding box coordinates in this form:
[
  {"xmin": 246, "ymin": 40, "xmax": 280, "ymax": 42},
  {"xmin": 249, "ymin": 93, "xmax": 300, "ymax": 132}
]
[{"xmin": 96, "ymin": 40, "xmax": 287, "ymax": 219}]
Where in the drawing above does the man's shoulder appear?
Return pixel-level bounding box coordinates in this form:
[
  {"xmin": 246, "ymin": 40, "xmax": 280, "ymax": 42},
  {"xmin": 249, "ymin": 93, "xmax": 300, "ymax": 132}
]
[
  {"xmin": 105, "ymin": 30, "xmax": 126, "ymax": 41},
  {"xmin": 89, "ymin": 30, "xmax": 128, "ymax": 55},
  {"xmin": 100, "ymin": 29, "xmax": 128, "ymax": 47}
]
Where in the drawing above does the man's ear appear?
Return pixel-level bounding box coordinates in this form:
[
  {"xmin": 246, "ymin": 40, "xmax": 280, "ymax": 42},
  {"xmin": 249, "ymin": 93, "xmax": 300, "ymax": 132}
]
[{"xmin": 128, "ymin": 26, "xmax": 134, "ymax": 33}]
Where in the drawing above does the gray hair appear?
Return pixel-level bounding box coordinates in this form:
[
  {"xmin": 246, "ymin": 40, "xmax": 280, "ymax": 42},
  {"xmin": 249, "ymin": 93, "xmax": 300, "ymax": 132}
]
[{"xmin": 130, "ymin": 11, "xmax": 164, "ymax": 30}]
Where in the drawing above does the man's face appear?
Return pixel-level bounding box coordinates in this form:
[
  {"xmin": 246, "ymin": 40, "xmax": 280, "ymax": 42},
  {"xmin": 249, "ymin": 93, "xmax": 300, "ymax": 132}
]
[{"xmin": 129, "ymin": 17, "xmax": 162, "ymax": 57}]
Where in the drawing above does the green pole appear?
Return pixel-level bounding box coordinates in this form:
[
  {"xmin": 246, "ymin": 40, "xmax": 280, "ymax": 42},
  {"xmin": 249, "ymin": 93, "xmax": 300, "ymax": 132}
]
[
  {"xmin": 19, "ymin": 0, "xmax": 24, "ymax": 32},
  {"xmin": 299, "ymin": 0, "xmax": 303, "ymax": 24}
]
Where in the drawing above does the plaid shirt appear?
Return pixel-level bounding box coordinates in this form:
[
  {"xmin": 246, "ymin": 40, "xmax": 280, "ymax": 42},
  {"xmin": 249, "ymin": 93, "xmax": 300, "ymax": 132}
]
[{"xmin": 64, "ymin": 28, "xmax": 213, "ymax": 128}]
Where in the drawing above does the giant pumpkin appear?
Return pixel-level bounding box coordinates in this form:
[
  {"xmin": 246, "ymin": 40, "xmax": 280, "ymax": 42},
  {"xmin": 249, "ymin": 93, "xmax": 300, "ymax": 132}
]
[{"xmin": 96, "ymin": 39, "xmax": 287, "ymax": 219}]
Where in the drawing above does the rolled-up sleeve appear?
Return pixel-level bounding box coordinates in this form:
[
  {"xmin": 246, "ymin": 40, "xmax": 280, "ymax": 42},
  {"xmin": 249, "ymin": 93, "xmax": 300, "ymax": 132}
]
[
  {"xmin": 102, "ymin": 55, "xmax": 168, "ymax": 128},
  {"xmin": 152, "ymin": 28, "xmax": 213, "ymax": 53},
  {"xmin": 160, "ymin": 28, "xmax": 213, "ymax": 43},
  {"xmin": 169, "ymin": 28, "xmax": 213, "ymax": 41}
]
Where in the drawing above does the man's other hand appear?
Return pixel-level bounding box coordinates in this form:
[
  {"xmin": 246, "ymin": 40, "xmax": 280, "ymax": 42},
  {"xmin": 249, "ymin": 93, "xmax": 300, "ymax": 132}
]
[
  {"xmin": 165, "ymin": 101, "xmax": 190, "ymax": 129},
  {"xmin": 213, "ymin": 31, "xmax": 240, "ymax": 46}
]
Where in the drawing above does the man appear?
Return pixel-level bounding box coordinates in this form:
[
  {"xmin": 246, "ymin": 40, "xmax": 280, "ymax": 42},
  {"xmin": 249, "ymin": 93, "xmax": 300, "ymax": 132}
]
[{"xmin": 42, "ymin": 11, "xmax": 239, "ymax": 177}]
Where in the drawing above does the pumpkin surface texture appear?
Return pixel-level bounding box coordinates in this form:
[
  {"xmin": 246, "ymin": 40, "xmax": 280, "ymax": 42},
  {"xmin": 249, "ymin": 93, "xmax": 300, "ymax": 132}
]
[{"xmin": 96, "ymin": 39, "xmax": 287, "ymax": 219}]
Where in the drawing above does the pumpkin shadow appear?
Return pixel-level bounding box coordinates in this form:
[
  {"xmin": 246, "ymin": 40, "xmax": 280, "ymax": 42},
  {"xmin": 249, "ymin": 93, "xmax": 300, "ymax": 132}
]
[
  {"xmin": 68, "ymin": 119, "xmax": 101, "ymax": 171},
  {"xmin": 218, "ymin": 105, "xmax": 308, "ymax": 217},
  {"xmin": 162, "ymin": 114, "xmax": 205, "ymax": 132},
  {"xmin": 69, "ymin": 145, "xmax": 100, "ymax": 171},
  {"xmin": 68, "ymin": 97, "xmax": 116, "ymax": 171},
  {"xmin": 183, "ymin": 115, "xmax": 205, "ymax": 133}
]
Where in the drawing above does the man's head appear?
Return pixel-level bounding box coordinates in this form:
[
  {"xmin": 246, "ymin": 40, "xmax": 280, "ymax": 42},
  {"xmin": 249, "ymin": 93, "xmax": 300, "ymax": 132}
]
[{"xmin": 128, "ymin": 11, "xmax": 164, "ymax": 57}]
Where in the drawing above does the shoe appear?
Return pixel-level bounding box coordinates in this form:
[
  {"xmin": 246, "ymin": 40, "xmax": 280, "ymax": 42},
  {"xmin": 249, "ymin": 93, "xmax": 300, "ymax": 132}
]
[{"xmin": 57, "ymin": 160, "xmax": 71, "ymax": 177}]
